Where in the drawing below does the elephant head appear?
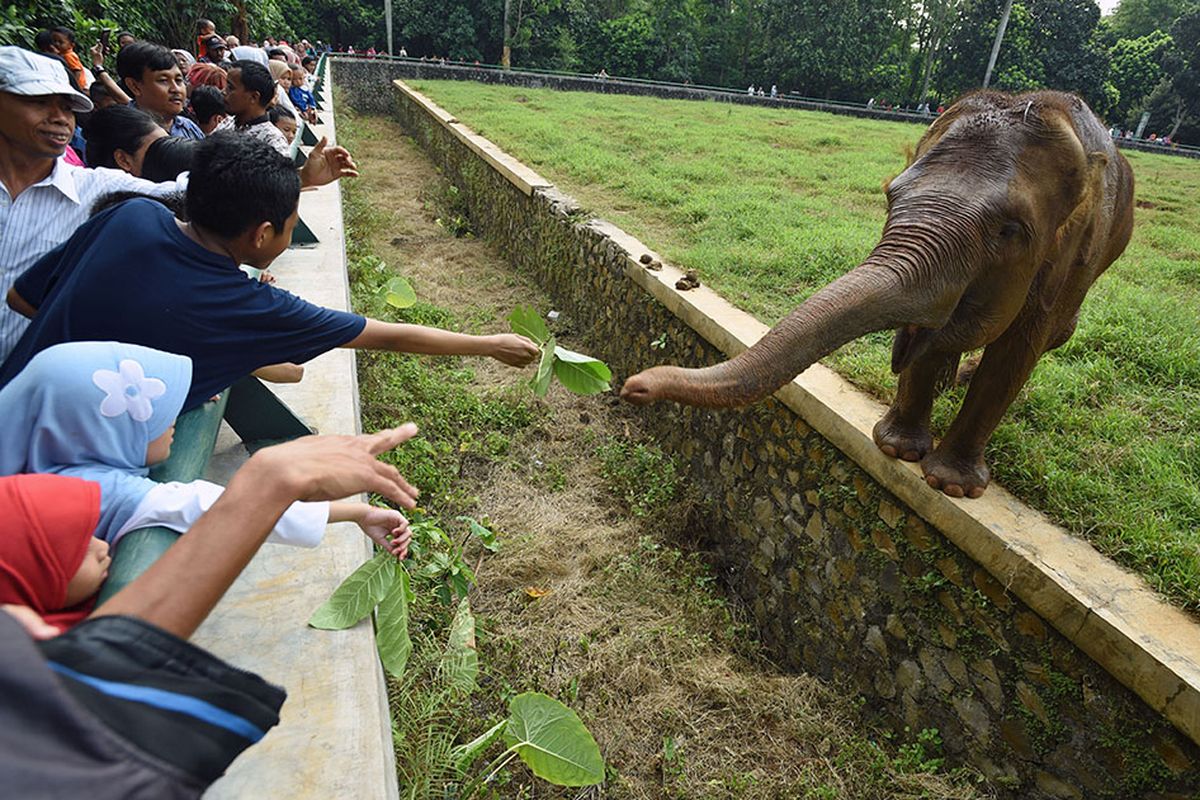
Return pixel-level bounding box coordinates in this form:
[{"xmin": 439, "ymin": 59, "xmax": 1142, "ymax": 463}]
[{"xmin": 620, "ymin": 91, "xmax": 1114, "ymax": 411}]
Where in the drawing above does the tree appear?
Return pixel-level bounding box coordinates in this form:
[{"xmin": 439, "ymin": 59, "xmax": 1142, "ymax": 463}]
[
  {"xmin": 1032, "ymin": 0, "xmax": 1116, "ymax": 114},
  {"xmin": 938, "ymin": 0, "xmax": 1006, "ymax": 98},
  {"xmin": 1108, "ymin": 0, "xmax": 1197, "ymax": 39},
  {"xmin": 1108, "ymin": 30, "xmax": 1175, "ymax": 124},
  {"xmin": 757, "ymin": 0, "xmax": 898, "ymax": 98},
  {"xmin": 1162, "ymin": 8, "xmax": 1200, "ymax": 137},
  {"xmin": 914, "ymin": 0, "xmax": 962, "ymax": 103},
  {"xmin": 939, "ymin": 0, "xmax": 1115, "ymax": 115}
]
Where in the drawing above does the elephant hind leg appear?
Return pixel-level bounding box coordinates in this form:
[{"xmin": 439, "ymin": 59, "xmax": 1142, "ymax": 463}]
[{"xmin": 873, "ymin": 351, "xmax": 956, "ymax": 462}]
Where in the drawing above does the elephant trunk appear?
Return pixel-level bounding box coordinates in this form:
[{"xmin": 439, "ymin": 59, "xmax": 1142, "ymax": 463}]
[{"xmin": 622, "ymin": 241, "xmax": 960, "ymax": 408}]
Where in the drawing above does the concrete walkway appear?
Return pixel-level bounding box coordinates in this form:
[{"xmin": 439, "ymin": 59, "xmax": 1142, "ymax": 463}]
[{"xmin": 193, "ymin": 70, "xmax": 399, "ymax": 799}]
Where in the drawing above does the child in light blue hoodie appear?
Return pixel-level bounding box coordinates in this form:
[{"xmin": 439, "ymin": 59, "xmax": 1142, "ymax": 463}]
[{"xmin": 0, "ymin": 341, "xmax": 410, "ymax": 554}]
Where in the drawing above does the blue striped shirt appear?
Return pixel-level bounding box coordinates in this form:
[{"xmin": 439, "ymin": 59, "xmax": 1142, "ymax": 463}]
[{"xmin": 0, "ymin": 157, "xmax": 186, "ymax": 360}]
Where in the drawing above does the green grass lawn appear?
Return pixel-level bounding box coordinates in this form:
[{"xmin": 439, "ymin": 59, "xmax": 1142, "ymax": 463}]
[{"xmin": 408, "ymin": 80, "xmax": 1200, "ymax": 611}]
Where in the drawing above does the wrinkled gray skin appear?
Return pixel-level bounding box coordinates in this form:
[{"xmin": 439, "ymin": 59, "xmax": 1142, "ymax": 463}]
[{"xmin": 621, "ymin": 90, "xmax": 1135, "ymax": 499}]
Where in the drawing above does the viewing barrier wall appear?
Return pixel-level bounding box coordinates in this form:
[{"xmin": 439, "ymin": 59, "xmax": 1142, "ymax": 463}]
[
  {"xmin": 331, "ymin": 56, "xmax": 1200, "ymax": 160},
  {"xmin": 333, "ymin": 60, "xmax": 1200, "ymax": 799}
]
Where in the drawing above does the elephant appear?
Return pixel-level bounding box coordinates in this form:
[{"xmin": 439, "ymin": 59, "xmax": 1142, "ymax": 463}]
[{"xmin": 620, "ymin": 90, "xmax": 1135, "ymax": 499}]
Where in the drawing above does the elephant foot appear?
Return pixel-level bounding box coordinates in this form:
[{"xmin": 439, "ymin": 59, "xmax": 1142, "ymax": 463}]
[
  {"xmin": 873, "ymin": 414, "xmax": 933, "ymax": 463},
  {"xmin": 921, "ymin": 448, "xmax": 990, "ymax": 499}
]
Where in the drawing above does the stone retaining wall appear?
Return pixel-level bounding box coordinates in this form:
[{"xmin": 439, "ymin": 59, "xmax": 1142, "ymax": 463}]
[
  {"xmin": 331, "ymin": 57, "xmax": 1200, "ymax": 160},
  {"xmin": 335, "ymin": 64, "xmax": 1200, "ymax": 799}
]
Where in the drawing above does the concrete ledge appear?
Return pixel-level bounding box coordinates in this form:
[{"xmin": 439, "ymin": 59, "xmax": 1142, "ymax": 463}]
[
  {"xmin": 194, "ymin": 65, "xmax": 398, "ymax": 799},
  {"xmin": 376, "ymin": 71, "xmax": 1200, "ymax": 786},
  {"xmin": 391, "ymin": 81, "xmax": 554, "ymax": 196}
]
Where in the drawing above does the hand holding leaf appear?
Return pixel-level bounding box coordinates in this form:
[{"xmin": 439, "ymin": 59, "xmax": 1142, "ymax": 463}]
[{"xmin": 507, "ymin": 306, "xmax": 611, "ymax": 396}]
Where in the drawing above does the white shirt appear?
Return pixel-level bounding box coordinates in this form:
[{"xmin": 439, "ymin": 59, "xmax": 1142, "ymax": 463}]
[
  {"xmin": 215, "ymin": 114, "xmax": 291, "ymax": 156},
  {"xmin": 114, "ymin": 479, "xmax": 331, "ymax": 548},
  {"xmin": 0, "ymin": 157, "xmax": 188, "ymax": 360}
]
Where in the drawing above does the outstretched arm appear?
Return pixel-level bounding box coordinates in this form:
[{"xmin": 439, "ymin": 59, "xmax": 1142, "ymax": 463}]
[
  {"xmin": 92, "ymin": 425, "xmax": 419, "ymax": 639},
  {"xmin": 343, "ymin": 318, "xmax": 539, "ymax": 367}
]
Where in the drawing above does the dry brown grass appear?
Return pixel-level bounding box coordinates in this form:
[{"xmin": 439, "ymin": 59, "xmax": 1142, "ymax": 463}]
[{"xmin": 342, "ymin": 111, "xmax": 991, "ymax": 800}]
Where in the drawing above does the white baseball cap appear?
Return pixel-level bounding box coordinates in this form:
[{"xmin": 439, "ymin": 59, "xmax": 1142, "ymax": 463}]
[{"xmin": 0, "ymin": 46, "xmax": 94, "ymax": 112}]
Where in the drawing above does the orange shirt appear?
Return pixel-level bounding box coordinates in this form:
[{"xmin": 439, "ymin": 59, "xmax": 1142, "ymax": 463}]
[{"xmin": 61, "ymin": 48, "xmax": 86, "ymax": 90}]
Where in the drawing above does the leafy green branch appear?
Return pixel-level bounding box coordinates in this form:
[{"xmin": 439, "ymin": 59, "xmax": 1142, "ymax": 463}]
[
  {"xmin": 308, "ymin": 512, "xmax": 498, "ymax": 674},
  {"xmin": 309, "ymin": 527, "xmax": 604, "ymax": 794},
  {"xmin": 508, "ymin": 305, "xmax": 612, "ymax": 396}
]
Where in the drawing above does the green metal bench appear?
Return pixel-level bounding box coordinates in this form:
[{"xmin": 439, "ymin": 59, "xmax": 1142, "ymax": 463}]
[{"xmin": 96, "ymin": 376, "xmax": 315, "ymax": 602}]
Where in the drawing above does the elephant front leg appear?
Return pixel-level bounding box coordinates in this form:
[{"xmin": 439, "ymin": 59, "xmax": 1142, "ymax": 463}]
[
  {"xmin": 922, "ymin": 327, "xmax": 1046, "ymax": 498},
  {"xmin": 873, "ymin": 351, "xmax": 951, "ymax": 462}
]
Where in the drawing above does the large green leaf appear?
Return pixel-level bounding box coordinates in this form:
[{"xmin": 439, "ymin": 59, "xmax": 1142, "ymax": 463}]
[
  {"xmin": 552, "ymin": 348, "xmax": 611, "ymax": 395},
  {"xmin": 376, "ymin": 567, "xmax": 413, "ymax": 678},
  {"xmin": 508, "ymin": 305, "xmax": 550, "ymax": 345},
  {"xmin": 307, "ymin": 552, "xmax": 395, "ymax": 630},
  {"xmin": 381, "ymin": 276, "xmax": 417, "ymax": 308},
  {"xmin": 441, "ymin": 598, "xmax": 479, "ymax": 694},
  {"xmin": 503, "ymin": 692, "xmax": 605, "ymax": 787},
  {"xmin": 450, "ymin": 719, "xmax": 507, "ymax": 777},
  {"xmin": 532, "ymin": 337, "xmax": 556, "ymax": 396}
]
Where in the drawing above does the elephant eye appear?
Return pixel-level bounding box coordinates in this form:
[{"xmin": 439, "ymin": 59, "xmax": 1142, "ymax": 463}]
[{"xmin": 998, "ymin": 220, "xmax": 1023, "ymax": 240}]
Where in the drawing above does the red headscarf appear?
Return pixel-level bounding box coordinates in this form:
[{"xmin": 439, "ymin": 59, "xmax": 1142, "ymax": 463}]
[{"xmin": 0, "ymin": 474, "xmax": 101, "ymax": 631}]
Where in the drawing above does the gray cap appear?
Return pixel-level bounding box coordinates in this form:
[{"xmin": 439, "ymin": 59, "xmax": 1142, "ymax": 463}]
[{"xmin": 0, "ymin": 46, "xmax": 94, "ymax": 112}]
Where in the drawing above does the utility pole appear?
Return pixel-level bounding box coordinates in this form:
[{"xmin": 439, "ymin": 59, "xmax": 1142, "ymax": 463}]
[
  {"xmin": 982, "ymin": 0, "xmax": 1014, "ymax": 88},
  {"xmin": 385, "ymin": 0, "xmax": 393, "ymax": 56},
  {"xmin": 502, "ymin": 0, "xmax": 512, "ymax": 68}
]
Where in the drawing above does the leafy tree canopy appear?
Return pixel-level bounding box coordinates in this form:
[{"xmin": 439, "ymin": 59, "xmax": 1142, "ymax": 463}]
[{"xmin": 1108, "ymin": 0, "xmax": 1197, "ymax": 39}]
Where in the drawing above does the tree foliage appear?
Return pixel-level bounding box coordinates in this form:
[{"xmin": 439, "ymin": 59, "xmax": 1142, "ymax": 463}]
[
  {"xmin": 1108, "ymin": 30, "xmax": 1174, "ymax": 124},
  {"xmin": 1108, "ymin": 0, "xmax": 1197, "ymax": 39},
  {"xmin": 3, "ymin": 0, "xmax": 290, "ymax": 49},
  {"xmin": 6, "ymin": 0, "xmax": 1200, "ymax": 142}
]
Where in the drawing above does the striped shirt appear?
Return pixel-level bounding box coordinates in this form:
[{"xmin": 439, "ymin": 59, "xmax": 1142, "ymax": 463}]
[
  {"xmin": 0, "ymin": 157, "xmax": 186, "ymax": 360},
  {"xmin": 130, "ymin": 101, "xmax": 205, "ymax": 140}
]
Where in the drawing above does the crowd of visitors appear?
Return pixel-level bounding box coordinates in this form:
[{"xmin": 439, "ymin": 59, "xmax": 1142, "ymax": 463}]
[
  {"xmin": 0, "ymin": 18, "xmax": 540, "ymax": 797},
  {"xmin": 1109, "ymin": 124, "xmax": 1177, "ymax": 148}
]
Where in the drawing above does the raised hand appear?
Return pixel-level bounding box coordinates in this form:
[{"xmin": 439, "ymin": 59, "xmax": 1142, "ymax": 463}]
[
  {"xmin": 298, "ymin": 136, "xmax": 360, "ymax": 188},
  {"xmin": 252, "ymin": 424, "xmax": 420, "ymax": 509}
]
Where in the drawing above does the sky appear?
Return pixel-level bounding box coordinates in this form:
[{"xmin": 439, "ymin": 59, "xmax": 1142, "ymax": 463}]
[{"xmin": 1097, "ymin": 0, "xmax": 1120, "ymax": 14}]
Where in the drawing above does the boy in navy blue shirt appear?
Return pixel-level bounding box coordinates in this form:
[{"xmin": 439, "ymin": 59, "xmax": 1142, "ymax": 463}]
[{"xmin": 0, "ymin": 133, "xmax": 538, "ymax": 409}]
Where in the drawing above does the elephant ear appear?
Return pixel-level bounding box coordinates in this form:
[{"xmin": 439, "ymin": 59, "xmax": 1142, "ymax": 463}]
[{"xmin": 1055, "ymin": 151, "xmax": 1109, "ymax": 248}]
